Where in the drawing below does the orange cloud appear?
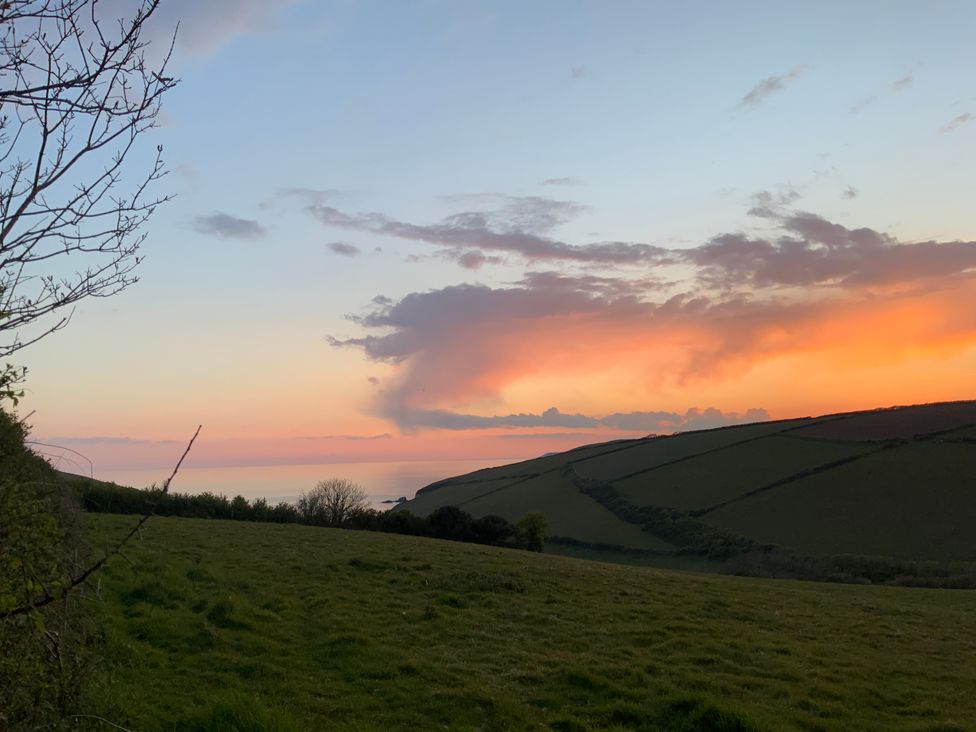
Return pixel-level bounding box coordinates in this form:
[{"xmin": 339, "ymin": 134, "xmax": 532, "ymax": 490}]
[{"xmin": 335, "ymin": 273, "xmax": 976, "ymax": 429}]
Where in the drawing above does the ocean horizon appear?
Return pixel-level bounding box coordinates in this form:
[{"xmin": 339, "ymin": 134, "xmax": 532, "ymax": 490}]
[{"xmin": 87, "ymin": 458, "xmax": 518, "ymax": 509}]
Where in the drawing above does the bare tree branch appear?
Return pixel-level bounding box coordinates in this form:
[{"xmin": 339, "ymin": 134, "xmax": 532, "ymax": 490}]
[{"xmin": 0, "ymin": 0, "xmax": 177, "ymax": 361}]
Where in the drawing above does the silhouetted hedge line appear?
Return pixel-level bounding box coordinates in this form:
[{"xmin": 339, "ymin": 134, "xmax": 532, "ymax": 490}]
[
  {"xmin": 75, "ymin": 480, "xmax": 545, "ymax": 551},
  {"xmin": 726, "ymin": 548, "xmax": 976, "ymax": 589},
  {"xmin": 574, "ymin": 473, "xmax": 760, "ymax": 560}
]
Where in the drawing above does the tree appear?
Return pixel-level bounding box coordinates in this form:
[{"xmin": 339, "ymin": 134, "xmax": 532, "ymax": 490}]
[
  {"xmin": 427, "ymin": 504, "xmax": 473, "ymax": 541},
  {"xmin": 0, "ymin": 0, "xmax": 176, "ymax": 399},
  {"xmin": 472, "ymin": 514, "xmax": 514, "ymax": 545},
  {"xmin": 516, "ymin": 513, "xmax": 546, "ymax": 552},
  {"xmin": 297, "ymin": 478, "xmax": 369, "ymax": 527}
]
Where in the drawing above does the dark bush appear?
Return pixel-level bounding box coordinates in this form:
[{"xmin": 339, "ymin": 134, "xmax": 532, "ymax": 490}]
[
  {"xmin": 472, "ymin": 514, "xmax": 515, "ymax": 545},
  {"xmin": 1, "ymin": 410, "xmax": 92, "ymax": 727},
  {"xmin": 428, "ymin": 505, "xmax": 474, "ymax": 541}
]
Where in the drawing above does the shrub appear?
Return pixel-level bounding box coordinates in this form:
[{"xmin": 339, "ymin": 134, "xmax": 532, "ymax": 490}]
[
  {"xmin": 428, "ymin": 505, "xmax": 474, "ymax": 541},
  {"xmin": 0, "ymin": 410, "xmax": 91, "ymax": 728},
  {"xmin": 516, "ymin": 513, "xmax": 546, "ymax": 552}
]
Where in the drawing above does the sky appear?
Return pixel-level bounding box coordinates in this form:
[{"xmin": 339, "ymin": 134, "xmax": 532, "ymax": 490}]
[{"xmin": 14, "ymin": 0, "xmax": 976, "ymax": 474}]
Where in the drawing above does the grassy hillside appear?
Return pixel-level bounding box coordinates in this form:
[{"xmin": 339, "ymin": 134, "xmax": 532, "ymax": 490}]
[
  {"xmin": 399, "ymin": 402, "xmax": 976, "ymax": 570},
  {"xmin": 83, "ymin": 513, "xmax": 976, "ymax": 731}
]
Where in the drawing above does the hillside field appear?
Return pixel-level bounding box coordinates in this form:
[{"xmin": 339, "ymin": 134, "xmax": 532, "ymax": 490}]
[
  {"xmin": 82, "ymin": 513, "xmax": 976, "ymax": 731},
  {"xmin": 400, "ymin": 402, "xmax": 976, "ymax": 569}
]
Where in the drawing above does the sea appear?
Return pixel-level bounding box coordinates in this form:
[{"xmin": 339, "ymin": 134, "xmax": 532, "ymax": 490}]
[{"xmin": 93, "ymin": 459, "xmax": 517, "ymax": 509}]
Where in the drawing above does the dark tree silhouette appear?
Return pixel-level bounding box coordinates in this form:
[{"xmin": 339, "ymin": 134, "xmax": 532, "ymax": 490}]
[
  {"xmin": 0, "ymin": 0, "xmax": 176, "ymax": 397},
  {"xmin": 298, "ymin": 478, "xmax": 370, "ymax": 527}
]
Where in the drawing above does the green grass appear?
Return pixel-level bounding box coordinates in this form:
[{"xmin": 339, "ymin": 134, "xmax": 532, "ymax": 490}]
[
  {"xmin": 948, "ymin": 425, "xmax": 976, "ymax": 440},
  {"xmin": 573, "ymin": 420, "xmax": 811, "ymax": 482},
  {"xmin": 787, "ymin": 402, "xmax": 976, "ymax": 441},
  {"xmin": 403, "ymin": 478, "xmax": 523, "ymax": 514},
  {"xmin": 613, "ymin": 435, "xmax": 871, "ymax": 511},
  {"xmin": 400, "ymin": 402, "xmax": 976, "ymax": 566},
  {"xmin": 468, "ymin": 439, "xmax": 644, "ymax": 480},
  {"xmin": 458, "ymin": 472, "xmax": 674, "ymax": 551},
  {"xmin": 84, "ymin": 514, "xmax": 976, "ymax": 731},
  {"xmin": 702, "ymin": 442, "xmax": 976, "ymax": 561},
  {"xmin": 407, "ymin": 471, "xmax": 672, "ymax": 552}
]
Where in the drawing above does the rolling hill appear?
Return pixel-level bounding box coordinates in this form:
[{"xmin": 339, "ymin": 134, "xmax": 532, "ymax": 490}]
[{"xmin": 398, "ymin": 401, "xmax": 976, "ymax": 572}]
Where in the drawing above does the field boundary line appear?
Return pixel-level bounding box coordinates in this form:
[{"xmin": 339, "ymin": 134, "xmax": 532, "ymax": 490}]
[
  {"xmin": 692, "ymin": 443, "xmax": 898, "ymax": 517},
  {"xmin": 603, "ymin": 415, "xmax": 851, "ymax": 484}
]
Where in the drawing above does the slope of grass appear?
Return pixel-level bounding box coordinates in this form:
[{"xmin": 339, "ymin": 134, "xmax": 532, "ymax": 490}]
[
  {"xmin": 407, "ymin": 471, "xmax": 672, "ymax": 551},
  {"xmin": 382, "ymin": 477, "xmax": 517, "ymax": 515},
  {"xmin": 400, "ymin": 402, "xmax": 976, "ymax": 568},
  {"xmin": 457, "ymin": 472, "xmax": 674, "ymax": 551},
  {"xmin": 84, "ymin": 514, "xmax": 976, "ymax": 731},
  {"xmin": 613, "ymin": 436, "xmax": 872, "ymax": 511},
  {"xmin": 702, "ymin": 442, "xmax": 976, "ymax": 561},
  {"xmin": 441, "ymin": 439, "xmax": 643, "ymax": 482},
  {"xmin": 573, "ymin": 420, "xmax": 812, "ymax": 482},
  {"xmin": 788, "ymin": 401, "xmax": 976, "ymax": 441}
]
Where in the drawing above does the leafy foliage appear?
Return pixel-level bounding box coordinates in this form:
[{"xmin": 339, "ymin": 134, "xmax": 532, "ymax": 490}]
[{"xmin": 0, "ymin": 409, "xmax": 93, "ymax": 728}]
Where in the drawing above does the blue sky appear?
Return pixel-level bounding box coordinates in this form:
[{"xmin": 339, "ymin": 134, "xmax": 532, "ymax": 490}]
[{"xmin": 17, "ymin": 0, "xmax": 976, "ymax": 471}]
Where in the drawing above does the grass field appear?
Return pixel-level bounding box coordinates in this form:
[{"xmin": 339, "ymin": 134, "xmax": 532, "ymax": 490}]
[
  {"xmin": 449, "ymin": 440, "xmax": 644, "ymax": 482},
  {"xmin": 572, "ymin": 420, "xmax": 813, "ymax": 482},
  {"xmin": 701, "ymin": 442, "xmax": 976, "ymax": 561},
  {"xmin": 788, "ymin": 402, "xmax": 976, "ymax": 441},
  {"xmin": 613, "ymin": 436, "xmax": 871, "ymax": 511},
  {"xmin": 453, "ymin": 472, "xmax": 674, "ymax": 551},
  {"xmin": 83, "ymin": 513, "xmax": 976, "ymax": 731},
  {"xmin": 399, "ymin": 402, "xmax": 976, "ymax": 568}
]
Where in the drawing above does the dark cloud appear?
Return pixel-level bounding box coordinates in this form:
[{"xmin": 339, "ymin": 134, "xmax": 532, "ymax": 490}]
[
  {"xmin": 330, "ymin": 275, "xmax": 810, "ymax": 423},
  {"xmin": 892, "ymin": 74, "xmax": 913, "ymax": 90},
  {"xmin": 191, "ymin": 212, "xmax": 267, "ymax": 240},
  {"xmin": 453, "ymin": 250, "xmax": 504, "ymax": 269},
  {"xmin": 494, "ymin": 432, "xmax": 596, "ymax": 440},
  {"xmin": 316, "ymin": 191, "xmax": 976, "ymax": 290},
  {"xmin": 747, "ymin": 189, "xmax": 801, "ymax": 218},
  {"xmin": 388, "ymin": 406, "xmax": 599, "ymax": 431},
  {"xmin": 781, "ymin": 212, "xmax": 887, "ymax": 248},
  {"xmin": 517, "ymin": 270, "xmax": 665, "ymax": 298},
  {"xmin": 739, "ymin": 66, "xmax": 805, "ymax": 107},
  {"xmin": 541, "ymin": 177, "xmax": 581, "ymax": 186},
  {"xmin": 383, "ymin": 405, "xmax": 769, "ymax": 433},
  {"xmin": 440, "ymin": 194, "xmax": 586, "ymax": 234},
  {"xmin": 686, "ymin": 212, "xmax": 976, "ymax": 288},
  {"xmin": 849, "ymin": 74, "xmax": 912, "ymax": 114},
  {"xmin": 330, "ymin": 206, "xmax": 976, "ymax": 428},
  {"xmin": 328, "ymin": 241, "xmax": 361, "ymax": 257},
  {"xmin": 601, "ymin": 407, "xmax": 770, "ymax": 432},
  {"xmin": 940, "ymin": 113, "xmax": 973, "ymax": 134},
  {"xmin": 308, "ymin": 196, "xmax": 669, "ymax": 266}
]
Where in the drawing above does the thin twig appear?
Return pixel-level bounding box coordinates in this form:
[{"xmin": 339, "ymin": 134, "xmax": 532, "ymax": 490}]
[
  {"xmin": 0, "ymin": 424, "xmax": 202, "ymax": 619},
  {"xmin": 162, "ymin": 424, "xmax": 200, "ymax": 491}
]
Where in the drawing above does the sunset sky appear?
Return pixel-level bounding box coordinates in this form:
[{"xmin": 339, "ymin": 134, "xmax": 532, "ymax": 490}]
[{"xmin": 17, "ymin": 0, "xmax": 976, "ymax": 474}]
